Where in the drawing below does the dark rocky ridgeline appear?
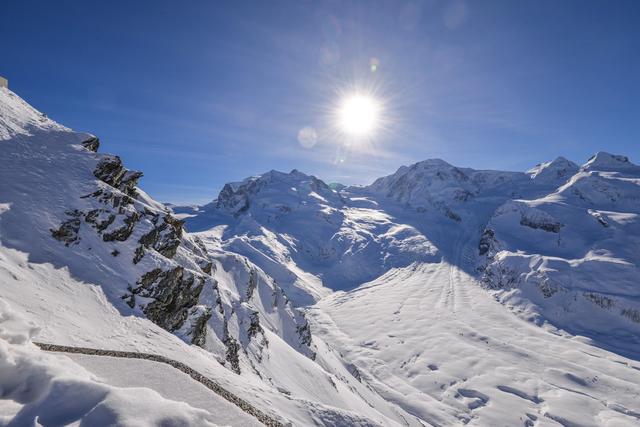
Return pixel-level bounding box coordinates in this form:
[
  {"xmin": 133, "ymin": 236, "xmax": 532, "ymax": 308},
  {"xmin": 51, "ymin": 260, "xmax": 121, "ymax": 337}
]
[
  {"xmin": 93, "ymin": 155, "xmax": 143, "ymax": 198},
  {"xmin": 49, "ymin": 136, "xmax": 316, "ymax": 376},
  {"xmin": 135, "ymin": 214, "xmax": 184, "ymax": 263},
  {"xmin": 49, "ymin": 142, "xmax": 219, "ymax": 348},
  {"xmin": 81, "ymin": 135, "xmax": 100, "ymax": 152},
  {"xmin": 124, "ymin": 266, "xmax": 212, "ymax": 345}
]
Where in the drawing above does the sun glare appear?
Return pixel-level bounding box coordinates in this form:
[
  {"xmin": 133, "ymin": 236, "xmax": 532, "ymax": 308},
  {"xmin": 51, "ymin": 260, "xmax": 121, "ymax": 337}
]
[{"xmin": 338, "ymin": 94, "xmax": 380, "ymax": 137}]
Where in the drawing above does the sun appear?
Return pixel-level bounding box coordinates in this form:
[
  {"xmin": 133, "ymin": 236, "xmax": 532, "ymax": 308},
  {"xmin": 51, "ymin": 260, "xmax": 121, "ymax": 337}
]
[{"xmin": 337, "ymin": 94, "xmax": 380, "ymax": 137}]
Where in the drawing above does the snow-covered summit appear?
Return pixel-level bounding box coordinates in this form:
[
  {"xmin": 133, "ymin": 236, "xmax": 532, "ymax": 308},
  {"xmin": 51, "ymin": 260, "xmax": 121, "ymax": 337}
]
[
  {"xmin": 527, "ymin": 156, "xmax": 579, "ymax": 184},
  {"xmin": 366, "ymin": 158, "xmax": 528, "ymax": 222},
  {"xmin": 0, "ymin": 87, "xmax": 70, "ymax": 141},
  {"xmin": 215, "ymin": 168, "xmax": 343, "ymax": 217},
  {"xmin": 581, "ymin": 151, "xmax": 639, "ymax": 172}
]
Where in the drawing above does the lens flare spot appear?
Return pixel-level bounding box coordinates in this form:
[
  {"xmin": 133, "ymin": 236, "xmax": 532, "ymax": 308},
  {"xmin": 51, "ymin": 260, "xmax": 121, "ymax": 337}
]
[{"xmin": 297, "ymin": 127, "xmax": 318, "ymax": 148}]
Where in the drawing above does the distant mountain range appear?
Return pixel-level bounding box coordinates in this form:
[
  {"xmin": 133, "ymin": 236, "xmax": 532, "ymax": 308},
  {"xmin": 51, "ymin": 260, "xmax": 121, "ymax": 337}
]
[{"xmin": 1, "ymin": 86, "xmax": 639, "ymax": 426}]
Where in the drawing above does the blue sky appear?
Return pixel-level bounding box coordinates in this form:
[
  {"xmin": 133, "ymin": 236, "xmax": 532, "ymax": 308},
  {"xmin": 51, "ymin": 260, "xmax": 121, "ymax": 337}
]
[{"xmin": 2, "ymin": 0, "xmax": 639, "ymax": 204}]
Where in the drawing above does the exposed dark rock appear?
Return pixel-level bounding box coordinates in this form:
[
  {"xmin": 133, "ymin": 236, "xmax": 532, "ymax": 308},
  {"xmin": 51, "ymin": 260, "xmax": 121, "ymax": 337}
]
[
  {"xmin": 223, "ymin": 321, "xmax": 242, "ymax": 374},
  {"xmin": 247, "ymin": 310, "xmax": 263, "ymax": 338},
  {"xmin": 81, "ymin": 136, "xmax": 100, "ymax": 152},
  {"xmin": 444, "ymin": 208, "xmax": 461, "ymax": 222},
  {"xmin": 93, "ymin": 155, "xmax": 143, "ymax": 198},
  {"xmin": 482, "ymin": 262, "xmax": 518, "ymax": 290},
  {"xmin": 133, "ymin": 245, "xmax": 145, "ymax": 264},
  {"xmin": 94, "ymin": 155, "xmax": 126, "ymax": 187},
  {"xmin": 538, "ymin": 279, "xmax": 559, "ymax": 298},
  {"xmin": 520, "ymin": 216, "xmax": 562, "ymax": 233},
  {"xmin": 199, "ymin": 260, "xmax": 213, "ymax": 275},
  {"xmin": 119, "ymin": 170, "xmax": 144, "ymax": 198},
  {"xmin": 297, "ymin": 319, "xmax": 312, "ymax": 348},
  {"xmin": 103, "ymin": 211, "xmax": 140, "ymax": 242},
  {"xmin": 189, "ymin": 307, "xmax": 212, "ymax": 347},
  {"xmin": 246, "ymin": 268, "xmax": 258, "ymax": 300},
  {"xmin": 217, "ymin": 183, "xmax": 250, "ymax": 214},
  {"xmin": 129, "ymin": 266, "xmax": 206, "ymax": 335},
  {"xmin": 478, "ymin": 228, "xmax": 495, "ymax": 256},
  {"xmin": 138, "ymin": 214, "xmax": 184, "ymax": 258},
  {"xmin": 51, "ymin": 210, "xmax": 82, "ymax": 246},
  {"xmin": 584, "ymin": 292, "xmax": 614, "ymax": 310},
  {"xmin": 621, "ymin": 308, "xmax": 640, "ymax": 323},
  {"xmin": 85, "ymin": 209, "xmax": 116, "ymax": 232},
  {"xmin": 111, "ymin": 249, "xmax": 120, "ymax": 257}
]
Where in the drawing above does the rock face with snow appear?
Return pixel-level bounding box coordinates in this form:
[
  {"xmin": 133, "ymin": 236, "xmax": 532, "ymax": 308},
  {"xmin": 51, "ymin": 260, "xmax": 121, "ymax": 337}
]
[
  {"xmin": 2, "ymin": 85, "xmax": 640, "ymax": 427},
  {"xmin": 367, "ymin": 158, "xmax": 529, "ymax": 221},
  {"xmin": 0, "ymin": 87, "xmax": 425, "ymax": 426},
  {"xmin": 480, "ymin": 152, "xmax": 640, "ymax": 351},
  {"xmin": 184, "ymin": 168, "xmax": 440, "ymax": 302}
]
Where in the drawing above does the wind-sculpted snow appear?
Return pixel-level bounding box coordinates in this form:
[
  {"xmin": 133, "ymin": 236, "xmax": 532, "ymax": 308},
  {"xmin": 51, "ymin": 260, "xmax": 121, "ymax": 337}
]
[
  {"xmin": 309, "ymin": 259, "xmax": 640, "ymax": 427},
  {"xmin": 0, "ymin": 299, "xmax": 223, "ymax": 426}
]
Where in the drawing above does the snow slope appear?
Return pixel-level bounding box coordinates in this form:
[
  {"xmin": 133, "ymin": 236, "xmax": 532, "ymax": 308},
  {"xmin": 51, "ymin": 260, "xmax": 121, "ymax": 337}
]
[
  {"xmin": 0, "ymin": 87, "xmax": 419, "ymax": 426},
  {"xmin": 481, "ymin": 151, "xmax": 640, "ymax": 357},
  {"xmin": 182, "ymin": 147, "xmax": 640, "ymax": 425},
  {"xmin": 309, "ymin": 256, "xmax": 640, "ymax": 426},
  {"xmin": 2, "ymin": 85, "xmax": 640, "ymax": 426},
  {"xmin": 0, "ymin": 299, "xmax": 223, "ymax": 427}
]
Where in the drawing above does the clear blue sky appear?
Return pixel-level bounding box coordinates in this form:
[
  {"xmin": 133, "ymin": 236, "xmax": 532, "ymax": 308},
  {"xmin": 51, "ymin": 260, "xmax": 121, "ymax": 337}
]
[{"xmin": 2, "ymin": 0, "xmax": 639, "ymax": 204}]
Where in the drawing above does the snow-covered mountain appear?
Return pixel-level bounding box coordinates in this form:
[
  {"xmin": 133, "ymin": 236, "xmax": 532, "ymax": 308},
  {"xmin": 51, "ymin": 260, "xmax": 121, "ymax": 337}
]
[
  {"xmin": 0, "ymin": 87, "xmax": 421, "ymax": 426},
  {"xmin": 2, "ymin": 86, "xmax": 640, "ymax": 426},
  {"xmin": 480, "ymin": 151, "xmax": 640, "ymax": 356}
]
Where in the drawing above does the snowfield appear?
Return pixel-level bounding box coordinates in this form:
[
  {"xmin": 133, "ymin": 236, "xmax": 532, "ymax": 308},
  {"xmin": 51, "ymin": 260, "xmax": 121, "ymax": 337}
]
[
  {"xmin": 1, "ymin": 86, "xmax": 639, "ymax": 426},
  {"xmin": 0, "ymin": 300, "xmax": 223, "ymax": 427}
]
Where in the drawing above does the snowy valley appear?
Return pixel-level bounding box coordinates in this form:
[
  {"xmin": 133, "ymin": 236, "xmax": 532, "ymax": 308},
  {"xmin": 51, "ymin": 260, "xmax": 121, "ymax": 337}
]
[{"xmin": 1, "ymin": 87, "xmax": 639, "ymax": 426}]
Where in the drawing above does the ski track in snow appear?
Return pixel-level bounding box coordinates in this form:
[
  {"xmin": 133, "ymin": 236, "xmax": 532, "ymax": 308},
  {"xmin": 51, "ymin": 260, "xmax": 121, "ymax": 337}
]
[{"xmin": 309, "ymin": 229, "xmax": 640, "ymax": 426}]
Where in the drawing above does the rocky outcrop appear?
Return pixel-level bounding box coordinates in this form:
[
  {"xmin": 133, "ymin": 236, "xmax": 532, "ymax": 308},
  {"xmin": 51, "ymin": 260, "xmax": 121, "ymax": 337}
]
[
  {"xmin": 102, "ymin": 211, "xmax": 140, "ymax": 242},
  {"xmin": 50, "ymin": 210, "xmax": 82, "ymax": 246},
  {"xmin": 84, "ymin": 208, "xmax": 116, "ymax": 232},
  {"xmin": 297, "ymin": 320, "xmax": 312, "ymax": 348},
  {"xmin": 138, "ymin": 214, "xmax": 184, "ymax": 259},
  {"xmin": 478, "ymin": 228, "xmax": 496, "ymax": 256},
  {"xmin": 93, "ymin": 155, "xmax": 143, "ymax": 198},
  {"xmin": 188, "ymin": 306, "xmax": 212, "ymax": 347},
  {"xmin": 126, "ymin": 267, "xmax": 206, "ymax": 337},
  {"xmin": 123, "ymin": 265, "xmax": 215, "ymax": 348},
  {"xmin": 520, "ymin": 216, "xmax": 562, "ymax": 233},
  {"xmin": 223, "ymin": 321, "xmax": 242, "ymax": 374},
  {"xmin": 81, "ymin": 136, "xmax": 100, "ymax": 152}
]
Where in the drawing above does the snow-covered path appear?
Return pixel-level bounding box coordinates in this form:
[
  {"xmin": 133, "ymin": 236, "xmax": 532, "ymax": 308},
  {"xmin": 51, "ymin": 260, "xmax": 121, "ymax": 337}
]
[
  {"xmin": 309, "ymin": 231, "xmax": 640, "ymax": 427},
  {"xmin": 66, "ymin": 354, "xmax": 263, "ymax": 426}
]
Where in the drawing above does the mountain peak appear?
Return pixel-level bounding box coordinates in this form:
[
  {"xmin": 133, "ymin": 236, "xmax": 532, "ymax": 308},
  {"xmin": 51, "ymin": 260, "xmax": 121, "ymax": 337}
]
[
  {"xmin": 0, "ymin": 87, "xmax": 70, "ymax": 141},
  {"xmin": 215, "ymin": 168, "xmax": 339, "ymax": 215},
  {"xmin": 582, "ymin": 151, "xmax": 637, "ymax": 172},
  {"xmin": 527, "ymin": 156, "xmax": 579, "ymax": 182}
]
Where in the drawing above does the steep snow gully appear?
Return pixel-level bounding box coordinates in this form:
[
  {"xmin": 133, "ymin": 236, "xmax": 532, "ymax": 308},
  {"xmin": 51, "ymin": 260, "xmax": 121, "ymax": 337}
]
[{"xmin": 2, "ymin": 86, "xmax": 640, "ymax": 426}]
